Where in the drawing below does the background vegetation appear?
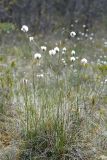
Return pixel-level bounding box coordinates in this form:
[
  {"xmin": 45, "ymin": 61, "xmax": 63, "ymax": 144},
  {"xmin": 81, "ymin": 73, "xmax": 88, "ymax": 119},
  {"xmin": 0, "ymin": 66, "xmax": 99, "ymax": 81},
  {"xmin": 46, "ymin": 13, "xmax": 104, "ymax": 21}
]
[
  {"xmin": 0, "ymin": 0, "xmax": 107, "ymax": 33},
  {"xmin": 0, "ymin": 0, "xmax": 107, "ymax": 160}
]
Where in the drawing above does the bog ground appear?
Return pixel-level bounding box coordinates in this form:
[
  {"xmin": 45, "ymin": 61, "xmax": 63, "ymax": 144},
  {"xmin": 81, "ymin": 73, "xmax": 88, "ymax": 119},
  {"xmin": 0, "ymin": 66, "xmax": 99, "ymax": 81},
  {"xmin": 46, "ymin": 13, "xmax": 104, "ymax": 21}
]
[{"xmin": 0, "ymin": 25, "xmax": 107, "ymax": 160}]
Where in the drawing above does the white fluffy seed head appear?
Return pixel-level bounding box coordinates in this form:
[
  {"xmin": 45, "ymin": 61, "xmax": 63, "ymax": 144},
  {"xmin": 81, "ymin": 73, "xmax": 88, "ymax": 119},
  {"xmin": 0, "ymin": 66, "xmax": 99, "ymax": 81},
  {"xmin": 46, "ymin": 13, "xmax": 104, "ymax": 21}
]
[
  {"xmin": 77, "ymin": 37, "xmax": 80, "ymax": 41},
  {"xmin": 37, "ymin": 74, "xmax": 44, "ymax": 78},
  {"xmin": 41, "ymin": 46, "xmax": 47, "ymax": 52},
  {"xmin": 21, "ymin": 25, "xmax": 29, "ymax": 32},
  {"xmin": 81, "ymin": 32, "xmax": 85, "ymax": 36},
  {"xmin": 81, "ymin": 58, "xmax": 88, "ymax": 65},
  {"xmin": 34, "ymin": 53, "xmax": 41, "ymax": 60},
  {"xmin": 62, "ymin": 51, "xmax": 66, "ymax": 55},
  {"xmin": 49, "ymin": 49, "xmax": 56, "ymax": 56},
  {"xmin": 104, "ymin": 42, "xmax": 107, "ymax": 45},
  {"xmin": 54, "ymin": 47, "xmax": 60, "ymax": 53},
  {"xmin": 62, "ymin": 47, "xmax": 67, "ymax": 52},
  {"xmin": 22, "ymin": 79, "xmax": 28, "ymax": 85},
  {"xmin": 83, "ymin": 24, "xmax": 86, "ymax": 28},
  {"xmin": 89, "ymin": 37, "xmax": 93, "ymax": 40},
  {"xmin": 71, "ymin": 50, "xmax": 76, "ymax": 56},
  {"xmin": 91, "ymin": 33, "xmax": 94, "ymax": 36},
  {"xmin": 61, "ymin": 58, "xmax": 66, "ymax": 64},
  {"xmin": 75, "ymin": 20, "xmax": 78, "ymax": 23},
  {"xmin": 105, "ymin": 79, "xmax": 107, "ymax": 83},
  {"xmin": 70, "ymin": 31, "xmax": 76, "ymax": 37},
  {"xmin": 76, "ymin": 57, "xmax": 79, "ymax": 60},
  {"xmin": 70, "ymin": 56, "xmax": 76, "ymax": 62},
  {"xmin": 85, "ymin": 34, "xmax": 88, "ymax": 38},
  {"xmin": 29, "ymin": 36, "xmax": 34, "ymax": 42}
]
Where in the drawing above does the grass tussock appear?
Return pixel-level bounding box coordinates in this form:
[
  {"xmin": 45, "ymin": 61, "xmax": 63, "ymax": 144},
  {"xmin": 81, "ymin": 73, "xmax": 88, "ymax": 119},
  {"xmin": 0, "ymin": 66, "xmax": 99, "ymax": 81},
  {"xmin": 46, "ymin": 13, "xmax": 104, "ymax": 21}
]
[{"xmin": 0, "ymin": 27, "xmax": 107, "ymax": 160}]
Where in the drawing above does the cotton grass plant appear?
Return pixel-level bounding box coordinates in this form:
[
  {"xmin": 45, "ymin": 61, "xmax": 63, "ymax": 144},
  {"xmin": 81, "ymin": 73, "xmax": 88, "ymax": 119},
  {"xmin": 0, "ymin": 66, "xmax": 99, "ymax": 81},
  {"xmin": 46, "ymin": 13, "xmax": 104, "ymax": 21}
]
[{"xmin": 0, "ymin": 25, "xmax": 107, "ymax": 160}]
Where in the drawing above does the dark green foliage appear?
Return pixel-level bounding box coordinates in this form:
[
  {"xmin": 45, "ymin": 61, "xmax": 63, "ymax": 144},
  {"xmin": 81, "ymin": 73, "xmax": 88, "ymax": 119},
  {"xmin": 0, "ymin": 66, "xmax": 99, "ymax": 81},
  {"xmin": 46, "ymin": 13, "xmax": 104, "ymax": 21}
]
[{"xmin": 0, "ymin": 0, "xmax": 107, "ymax": 33}]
